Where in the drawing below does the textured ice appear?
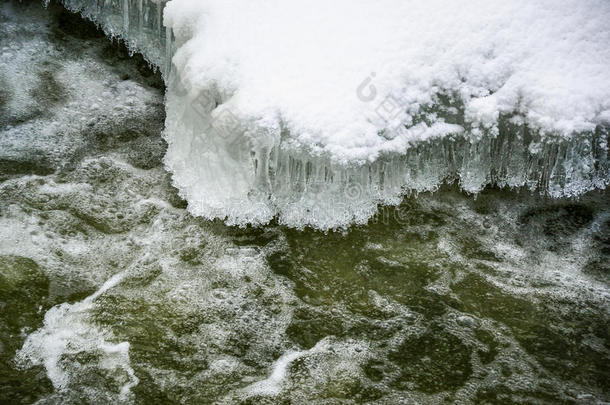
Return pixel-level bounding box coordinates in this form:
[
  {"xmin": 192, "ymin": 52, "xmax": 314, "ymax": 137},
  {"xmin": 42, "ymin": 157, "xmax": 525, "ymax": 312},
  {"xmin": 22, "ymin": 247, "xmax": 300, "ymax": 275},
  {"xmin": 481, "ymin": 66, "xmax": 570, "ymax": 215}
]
[{"xmin": 53, "ymin": 0, "xmax": 610, "ymax": 228}]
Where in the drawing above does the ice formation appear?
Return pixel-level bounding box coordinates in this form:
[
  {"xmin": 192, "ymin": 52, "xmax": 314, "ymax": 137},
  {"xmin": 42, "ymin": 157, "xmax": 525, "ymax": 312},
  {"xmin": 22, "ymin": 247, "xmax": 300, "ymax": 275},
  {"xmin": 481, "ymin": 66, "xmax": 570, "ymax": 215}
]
[
  {"xmin": 56, "ymin": 0, "xmax": 610, "ymax": 228},
  {"xmin": 2, "ymin": 3, "xmax": 610, "ymax": 401}
]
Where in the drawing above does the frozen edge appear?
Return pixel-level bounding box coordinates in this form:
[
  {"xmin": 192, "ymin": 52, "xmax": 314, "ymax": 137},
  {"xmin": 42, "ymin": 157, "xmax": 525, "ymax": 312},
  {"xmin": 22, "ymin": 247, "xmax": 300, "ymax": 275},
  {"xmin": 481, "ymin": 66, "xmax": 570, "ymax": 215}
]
[
  {"xmin": 51, "ymin": 0, "xmax": 610, "ymax": 230},
  {"xmin": 165, "ymin": 117, "xmax": 609, "ymax": 229},
  {"xmin": 56, "ymin": 0, "xmax": 173, "ymax": 77}
]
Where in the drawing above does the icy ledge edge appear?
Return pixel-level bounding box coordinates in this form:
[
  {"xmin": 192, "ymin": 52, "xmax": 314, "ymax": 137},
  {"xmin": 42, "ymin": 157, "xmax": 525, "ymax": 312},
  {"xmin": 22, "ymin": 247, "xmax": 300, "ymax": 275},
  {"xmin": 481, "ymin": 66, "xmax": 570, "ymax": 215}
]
[
  {"xmin": 164, "ymin": 90, "xmax": 609, "ymax": 229},
  {"xmin": 53, "ymin": 0, "xmax": 610, "ymax": 230}
]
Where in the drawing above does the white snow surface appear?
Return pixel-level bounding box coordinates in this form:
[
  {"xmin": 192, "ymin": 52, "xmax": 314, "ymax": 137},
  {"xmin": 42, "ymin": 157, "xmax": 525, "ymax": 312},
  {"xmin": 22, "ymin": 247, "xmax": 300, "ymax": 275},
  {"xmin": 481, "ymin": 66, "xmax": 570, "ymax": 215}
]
[
  {"xmin": 164, "ymin": 0, "xmax": 610, "ymax": 162},
  {"xmin": 54, "ymin": 0, "xmax": 610, "ymax": 228}
]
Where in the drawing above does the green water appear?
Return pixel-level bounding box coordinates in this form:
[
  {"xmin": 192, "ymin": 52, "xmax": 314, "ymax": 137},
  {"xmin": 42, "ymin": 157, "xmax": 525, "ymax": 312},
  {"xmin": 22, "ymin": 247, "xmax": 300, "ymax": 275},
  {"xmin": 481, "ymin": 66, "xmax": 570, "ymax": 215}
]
[{"xmin": 0, "ymin": 1, "xmax": 608, "ymax": 404}]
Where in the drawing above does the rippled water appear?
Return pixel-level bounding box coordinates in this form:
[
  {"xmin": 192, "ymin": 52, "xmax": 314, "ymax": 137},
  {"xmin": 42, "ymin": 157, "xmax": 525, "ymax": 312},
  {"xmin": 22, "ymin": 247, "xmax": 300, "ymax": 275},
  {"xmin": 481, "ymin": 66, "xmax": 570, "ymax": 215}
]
[{"xmin": 1, "ymin": 2, "xmax": 609, "ymax": 404}]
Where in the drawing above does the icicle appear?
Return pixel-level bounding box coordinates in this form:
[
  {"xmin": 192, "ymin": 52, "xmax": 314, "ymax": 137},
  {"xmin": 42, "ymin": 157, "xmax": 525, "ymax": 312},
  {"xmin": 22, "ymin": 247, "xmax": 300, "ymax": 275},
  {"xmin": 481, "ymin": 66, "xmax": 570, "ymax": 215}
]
[
  {"xmin": 137, "ymin": 0, "xmax": 142, "ymax": 32},
  {"xmin": 164, "ymin": 25, "xmax": 172, "ymax": 77},
  {"xmin": 157, "ymin": 0, "xmax": 162, "ymax": 38},
  {"xmin": 122, "ymin": 0, "xmax": 129, "ymax": 33}
]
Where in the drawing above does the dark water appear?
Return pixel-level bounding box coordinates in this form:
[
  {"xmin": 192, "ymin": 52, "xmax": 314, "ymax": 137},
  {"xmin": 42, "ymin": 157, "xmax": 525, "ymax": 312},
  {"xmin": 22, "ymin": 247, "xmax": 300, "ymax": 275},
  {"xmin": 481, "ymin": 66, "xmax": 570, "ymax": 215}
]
[{"xmin": 0, "ymin": 2, "xmax": 608, "ymax": 404}]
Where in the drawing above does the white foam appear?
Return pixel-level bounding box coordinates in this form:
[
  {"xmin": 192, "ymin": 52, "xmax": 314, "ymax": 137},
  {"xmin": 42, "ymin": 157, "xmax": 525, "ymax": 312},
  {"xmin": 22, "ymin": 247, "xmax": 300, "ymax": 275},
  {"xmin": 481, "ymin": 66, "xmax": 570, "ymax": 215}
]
[
  {"xmin": 243, "ymin": 349, "xmax": 307, "ymax": 396},
  {"xmin": 15, "ymin": 270, "xmax": 139, "ymax": 401},
  {"xmin": 240, "ymin": 338, "xmax": 366, "ymax": 398}
]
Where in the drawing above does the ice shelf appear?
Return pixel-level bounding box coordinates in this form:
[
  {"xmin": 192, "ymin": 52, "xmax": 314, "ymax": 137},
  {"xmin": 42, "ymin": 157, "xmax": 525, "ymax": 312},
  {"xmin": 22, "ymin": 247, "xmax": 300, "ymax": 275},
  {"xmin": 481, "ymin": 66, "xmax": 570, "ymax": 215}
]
[{"xmin": 53, "ymin": 0, "xmax": 610, "ymax": 229}]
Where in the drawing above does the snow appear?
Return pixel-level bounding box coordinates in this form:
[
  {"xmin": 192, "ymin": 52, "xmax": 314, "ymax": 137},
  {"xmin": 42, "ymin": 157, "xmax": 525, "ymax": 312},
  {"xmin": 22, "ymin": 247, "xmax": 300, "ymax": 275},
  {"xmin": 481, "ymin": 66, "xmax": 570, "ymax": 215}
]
[
  {"xmin": 164, "ymin": 0, "xmax": 610, "ymax": 161},
  {"xmin": 53, "ymin": 0, "xmax": 610, "ymax": 228}
]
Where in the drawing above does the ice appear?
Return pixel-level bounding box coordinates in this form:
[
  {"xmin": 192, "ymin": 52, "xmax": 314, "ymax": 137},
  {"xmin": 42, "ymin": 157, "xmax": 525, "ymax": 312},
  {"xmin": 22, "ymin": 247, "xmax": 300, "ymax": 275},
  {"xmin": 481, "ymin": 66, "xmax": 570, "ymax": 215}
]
[
  {"xmin": 49, "ymin": 0, "xmax": 610, "ymax": 229},
  {"xmin": 59, "ymin": 0, "xmax": 171, "ymax": 73}
]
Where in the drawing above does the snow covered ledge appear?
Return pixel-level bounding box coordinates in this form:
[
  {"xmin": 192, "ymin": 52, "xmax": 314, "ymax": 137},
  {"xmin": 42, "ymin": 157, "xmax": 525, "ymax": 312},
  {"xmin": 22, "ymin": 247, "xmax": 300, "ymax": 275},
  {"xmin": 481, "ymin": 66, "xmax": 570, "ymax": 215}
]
[{"xmin": 57, "ymin": 0, "xmax": 609, "ymax": 229}]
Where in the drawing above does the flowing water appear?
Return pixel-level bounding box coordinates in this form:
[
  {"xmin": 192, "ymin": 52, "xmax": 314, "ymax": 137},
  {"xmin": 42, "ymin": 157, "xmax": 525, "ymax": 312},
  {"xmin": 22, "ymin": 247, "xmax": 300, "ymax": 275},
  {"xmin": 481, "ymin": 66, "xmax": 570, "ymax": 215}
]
[{"xmin": 0, "ymin": 2, "xmax": 609, "ymax": 404}]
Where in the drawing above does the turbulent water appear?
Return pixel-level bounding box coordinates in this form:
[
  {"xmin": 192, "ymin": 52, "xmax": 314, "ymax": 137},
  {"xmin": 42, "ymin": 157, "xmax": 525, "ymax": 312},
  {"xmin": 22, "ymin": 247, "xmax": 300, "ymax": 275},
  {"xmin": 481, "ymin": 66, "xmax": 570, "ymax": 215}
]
[{"xmin": 1, "ymin": 1, "xmax": 609, "ymax": 404}]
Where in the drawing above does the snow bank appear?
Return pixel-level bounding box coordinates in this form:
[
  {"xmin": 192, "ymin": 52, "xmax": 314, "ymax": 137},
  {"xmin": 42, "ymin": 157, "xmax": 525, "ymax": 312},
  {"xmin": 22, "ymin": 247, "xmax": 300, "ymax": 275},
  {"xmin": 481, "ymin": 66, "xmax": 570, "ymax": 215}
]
[
  {"xmin": 59, "ymin": 0, "xmax": 610, "ymax": 228},
  {"xmin": 164, "ymin": 0, "xmax": 610, "ymax": 160}
]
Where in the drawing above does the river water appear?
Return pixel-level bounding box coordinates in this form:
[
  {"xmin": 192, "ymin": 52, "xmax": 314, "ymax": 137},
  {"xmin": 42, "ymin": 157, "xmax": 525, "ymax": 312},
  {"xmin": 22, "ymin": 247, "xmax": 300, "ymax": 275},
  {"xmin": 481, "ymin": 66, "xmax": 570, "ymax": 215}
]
[{"xmin": 0, "ymin": 2, "xmax": 608, "ymax": 403}]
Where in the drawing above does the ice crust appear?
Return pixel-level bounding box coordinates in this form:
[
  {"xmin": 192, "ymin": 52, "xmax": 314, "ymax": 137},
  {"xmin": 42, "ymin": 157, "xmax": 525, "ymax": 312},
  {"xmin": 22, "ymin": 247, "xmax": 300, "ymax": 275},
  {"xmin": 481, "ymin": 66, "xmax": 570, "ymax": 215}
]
[{"xmin": 57, "ymin": 0, "xmax": 610, "ymax": 228}]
